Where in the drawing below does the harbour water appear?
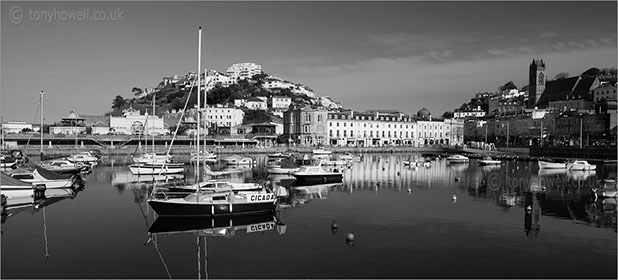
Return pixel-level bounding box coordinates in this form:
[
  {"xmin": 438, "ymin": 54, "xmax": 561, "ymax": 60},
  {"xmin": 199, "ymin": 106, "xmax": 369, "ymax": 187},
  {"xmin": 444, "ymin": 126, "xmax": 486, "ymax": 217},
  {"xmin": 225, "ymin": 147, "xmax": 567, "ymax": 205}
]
[{"xmin": 1, "ymin": 154, "xmax": 616, "ymax": 278}]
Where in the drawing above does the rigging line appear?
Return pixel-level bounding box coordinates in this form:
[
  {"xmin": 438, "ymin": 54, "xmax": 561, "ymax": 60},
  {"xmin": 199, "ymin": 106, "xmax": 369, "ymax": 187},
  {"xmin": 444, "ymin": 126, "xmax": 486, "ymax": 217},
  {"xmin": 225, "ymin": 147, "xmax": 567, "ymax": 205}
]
[
  {"xmin": 152, "ymin": 235, "xmax": 172, "ymax": 279},
  {"xmin": 43, "ymin": 207, "xmax": 49, "ymax": 258},
  {"xmin": 149, "ymin": 80, "xmax": 195, "ymax": 195},
  {"xmin": 44, "ymin": 98, "xmax": 59, "ymax": 126}
]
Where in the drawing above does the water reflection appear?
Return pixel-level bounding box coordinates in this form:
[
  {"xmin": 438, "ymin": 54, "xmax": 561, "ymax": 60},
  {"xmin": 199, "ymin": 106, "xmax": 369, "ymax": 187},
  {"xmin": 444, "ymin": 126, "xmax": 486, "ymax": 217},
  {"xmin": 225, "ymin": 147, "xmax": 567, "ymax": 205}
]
[{"xmin": 147, "ymin": 212, "xmax": 285, "ymax": 279}]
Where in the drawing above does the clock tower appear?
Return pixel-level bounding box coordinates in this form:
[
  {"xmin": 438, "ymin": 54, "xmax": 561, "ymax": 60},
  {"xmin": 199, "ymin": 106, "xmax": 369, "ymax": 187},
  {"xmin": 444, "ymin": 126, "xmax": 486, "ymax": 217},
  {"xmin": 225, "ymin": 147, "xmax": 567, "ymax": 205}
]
[{"xmin": 528, "ymin": 58, "xmax": 546, "ymax": 109}]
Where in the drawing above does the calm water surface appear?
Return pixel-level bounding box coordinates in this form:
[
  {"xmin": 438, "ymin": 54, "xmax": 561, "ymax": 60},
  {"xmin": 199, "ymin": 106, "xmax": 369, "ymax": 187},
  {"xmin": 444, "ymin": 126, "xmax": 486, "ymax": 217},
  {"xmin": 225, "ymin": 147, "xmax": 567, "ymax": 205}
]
[{"xmin": 2, "ymin": 154, "xmax": 616, "ymax": 279}]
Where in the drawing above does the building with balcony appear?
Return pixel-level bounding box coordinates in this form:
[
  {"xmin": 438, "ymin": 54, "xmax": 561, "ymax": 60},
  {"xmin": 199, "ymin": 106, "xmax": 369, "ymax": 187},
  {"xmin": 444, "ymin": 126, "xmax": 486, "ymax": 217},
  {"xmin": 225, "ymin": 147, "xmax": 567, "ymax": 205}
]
[
  {"xmin": 327, "ymin": 110, "xmax": 417, "ymax": 147},
  {"xmin": 268, "ymin": 96, "xmax": 292, "ymax": 109},
  {"xmin": 203, "ymin": 106, "xmax": 244, "ymax": 129},
  {"xmin": 226, "ymin": 62, "xmax": 262, "ymax": 81},
  {"xmin": 109, "ymin": 107, "xmax": 167, "ymax": 135}
]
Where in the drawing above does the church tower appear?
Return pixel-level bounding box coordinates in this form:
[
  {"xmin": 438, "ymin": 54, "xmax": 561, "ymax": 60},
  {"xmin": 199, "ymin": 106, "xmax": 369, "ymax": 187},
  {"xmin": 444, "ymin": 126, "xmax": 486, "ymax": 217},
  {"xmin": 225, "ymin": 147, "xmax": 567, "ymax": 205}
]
[{"xmin": 528, "ymin": 58, "xmax": 546, "ymax": 109}]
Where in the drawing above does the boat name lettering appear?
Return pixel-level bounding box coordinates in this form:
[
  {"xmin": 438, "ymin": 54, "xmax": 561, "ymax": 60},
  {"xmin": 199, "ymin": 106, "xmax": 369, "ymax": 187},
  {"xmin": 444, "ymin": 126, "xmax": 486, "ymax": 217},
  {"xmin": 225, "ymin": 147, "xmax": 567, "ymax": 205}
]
[
  {"xmin": 248, "ymin": 222, "xmax": 276, "ymax": 233},
  {"xmin": 249, "ymin": 194, "xmax": 273, "ymax": 202}
]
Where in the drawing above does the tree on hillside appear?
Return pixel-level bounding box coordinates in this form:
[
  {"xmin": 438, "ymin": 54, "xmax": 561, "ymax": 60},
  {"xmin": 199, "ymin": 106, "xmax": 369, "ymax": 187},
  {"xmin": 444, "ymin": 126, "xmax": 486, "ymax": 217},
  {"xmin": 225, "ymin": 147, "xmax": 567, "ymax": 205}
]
[
  {"xmin": 243, "ymin": 110, "xmax": 272, "ymax": 124},
  {"xmin": 112, "ymin": 95, "xmax": 126, "ymax": 110},
  {"xmin": 442, "ymin": 111, "xmax": 454, "ymax": 119},
  {"xmin": 132, "ymin": 87, "xmax": 144, "ymax": 96}
]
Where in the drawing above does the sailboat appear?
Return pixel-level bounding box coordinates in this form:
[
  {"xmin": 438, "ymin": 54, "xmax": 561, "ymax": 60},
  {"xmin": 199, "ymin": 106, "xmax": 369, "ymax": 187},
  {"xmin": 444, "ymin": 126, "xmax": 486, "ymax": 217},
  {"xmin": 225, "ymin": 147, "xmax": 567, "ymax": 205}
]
[
  {"xmin": 147, "ymin": 27, "xmax": 277, "ymax": 217},
  {"xmin": 128, "ymin": 93, "xmax": 185, "ymax": 175}
]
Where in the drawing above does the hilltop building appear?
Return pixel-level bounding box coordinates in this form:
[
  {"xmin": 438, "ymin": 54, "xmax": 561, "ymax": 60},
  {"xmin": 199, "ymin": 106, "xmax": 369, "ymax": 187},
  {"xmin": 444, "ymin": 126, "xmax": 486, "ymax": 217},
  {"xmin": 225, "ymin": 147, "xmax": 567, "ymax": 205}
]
[{"xmin": 226, "ymin": 62, "xmax": 262, "ymax": 81}]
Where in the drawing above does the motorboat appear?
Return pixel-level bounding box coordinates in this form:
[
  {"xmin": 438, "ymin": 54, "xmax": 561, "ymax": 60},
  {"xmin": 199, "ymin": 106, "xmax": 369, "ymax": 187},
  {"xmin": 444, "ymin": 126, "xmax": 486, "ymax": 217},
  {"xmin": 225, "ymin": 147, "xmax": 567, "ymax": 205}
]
[
  {"xmin": 190, "ymin": 150, "xmax": 217, "ymax": 163},
  {"xmin": 148, "ymin": 187, "xmax": 277, "ymax": 217},
  {"xmin": 403, "ymin": 159, "xmax": 431, "ymax": 167},
  {"xmin": 290, "ymin": 160, "xmax": 343, "ymax": 185},
  {"xmin": 312, "ymin": 147, "xmax": 332, "ymax": 155},
  {"xmin": 39, "ymin": 159, "xmax": 87, "ymax": 174},
  {"xmin": 267, "ymin": 158, "xmax": 300, "ymax": 174},
  {"xmin": 5, "ymin": 167, "xmax": 77, "ymax": 189},
  {"xmin": 221, "ymin": 155, "xmax": 255, "ymax": 166},
  {"xmin": 1, "ymin": 172, "xmax": 46, "ymax": 191},
  {"xmin": 446, "ymin": 154, "xmax": 469, "ymax": 163},
  {"xmin": 267, "ymin": 152, "xmax": 293, "ymax": 162},
  {"xmin": 65, "ymin": 152, "xmax": 100, "ymax": 165},
  {"xmin": 566, "ymin": 160, "xmax": 596, "ymax": 171},
  {"xmin": 538, "ymin": 159, "xmax": 566, "ymax": 169},
  {"xmin": 477, "ymin": 157, "xmax": 501, "ymax": 166},
  {"xmin": 128, "ymin": 162, "xmax": 185, "ymax": 175},
  {"xmin": 338, "ymin": 152, "xmax": 361, "ymax": 161}
]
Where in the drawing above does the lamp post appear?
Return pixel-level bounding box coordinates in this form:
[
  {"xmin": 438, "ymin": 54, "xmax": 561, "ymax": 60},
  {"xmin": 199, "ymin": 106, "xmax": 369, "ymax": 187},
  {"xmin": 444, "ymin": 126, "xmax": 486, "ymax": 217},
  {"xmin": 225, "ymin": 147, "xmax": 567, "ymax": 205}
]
[{"xmin": 506, "ymin": 122, "xmax": 510, "ymax": 148}]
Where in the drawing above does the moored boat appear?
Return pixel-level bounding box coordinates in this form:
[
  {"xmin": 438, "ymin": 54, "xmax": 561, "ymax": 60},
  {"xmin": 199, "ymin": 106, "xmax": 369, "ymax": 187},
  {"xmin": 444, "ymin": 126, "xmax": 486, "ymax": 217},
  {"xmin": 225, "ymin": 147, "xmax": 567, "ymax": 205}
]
[
  {"xmin": 221, "ymin": 155, "xmax": 255, "ymax": 166},
  {"xmin": 128, "ymin": 162, "xmax": 185, "ymax": 175},
  {"xmin": 267, "ymin": 158, "xmax": 300, "ymax": 174},
  {"xmin": 446, "ymin": 154, "xmax": 470, "ymax": 163},
  {"xmin": 290, "ymin": 160, "xmax": 343, "ymax": 185},
  {"xmin": 39, "ymin": 159, "xmax": 87, "ymax": 174},
  {"xmin": 148, "ymin": 188, "xmax": 277, "ymax": 217},
  {"xmin": 338, "ymin": 152, "xmax": 361, "ymax": 161},
  {"xmin": 6, "ymin": 167, "xmax": 76, "ymax": 189},
  {"xmin": 566, "ymin": 160, "xmax": 596, "ymax": 171},
  {"xmin": 312, "ymin": 147, "xmax": 332, "ymax": 155},
  {"xmin": 477, "ymin": 157, "xmax": 501, "ymax": 165},
  {"xmin": 538, "ymin": 159, "xmax": 566, "ymax": 169}
]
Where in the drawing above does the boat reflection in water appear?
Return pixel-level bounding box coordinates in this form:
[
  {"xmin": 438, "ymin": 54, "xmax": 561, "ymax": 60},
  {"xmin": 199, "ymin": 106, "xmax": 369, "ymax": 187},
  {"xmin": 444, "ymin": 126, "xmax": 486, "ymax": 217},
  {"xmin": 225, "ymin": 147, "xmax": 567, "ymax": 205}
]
[
  {"xmin": 111, "ymin": 169, "xmax": 185, "ymax": 189},
  {"xmin": 2, "ymin": 187, "xmax": 83, "ymax": 224},
  {"xmin": 279, "ymin": 182, "xmax": 342, "ymax": 208},
  {"xmin": 147, "ymin": 211, "xmax": 286, "ymax": 279}
]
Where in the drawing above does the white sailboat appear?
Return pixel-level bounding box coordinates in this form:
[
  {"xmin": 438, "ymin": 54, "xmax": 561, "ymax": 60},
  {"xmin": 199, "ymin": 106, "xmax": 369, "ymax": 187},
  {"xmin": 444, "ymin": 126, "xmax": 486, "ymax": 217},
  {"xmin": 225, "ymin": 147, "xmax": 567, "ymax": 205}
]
[{"xmin": 129, "ymin": 93, "xmax": 185, "ymax": 175}]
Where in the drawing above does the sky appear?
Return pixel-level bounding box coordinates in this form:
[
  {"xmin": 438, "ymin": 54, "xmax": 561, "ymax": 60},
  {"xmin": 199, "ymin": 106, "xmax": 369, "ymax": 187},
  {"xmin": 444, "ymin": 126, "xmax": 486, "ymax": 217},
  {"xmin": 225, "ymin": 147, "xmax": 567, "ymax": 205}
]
[{"xmin": 1, "ymin": 1, "xmax": 616, "ymax": 123}]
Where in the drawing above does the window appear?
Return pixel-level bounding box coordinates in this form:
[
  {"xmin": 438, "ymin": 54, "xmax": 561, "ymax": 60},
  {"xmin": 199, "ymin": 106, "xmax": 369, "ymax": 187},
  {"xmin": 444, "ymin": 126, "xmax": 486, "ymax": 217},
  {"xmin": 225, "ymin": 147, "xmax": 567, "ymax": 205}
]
[
  {"xmin": 343, "ymin": 130, "xmax": 347, "ymax": 137},
  {"xmin": 329, "ymin": 130, "xmax": 333, "ymax": 137},
  {"xmin": 337, "ymin": 122, "xmax": 339, "ymax": 127}
]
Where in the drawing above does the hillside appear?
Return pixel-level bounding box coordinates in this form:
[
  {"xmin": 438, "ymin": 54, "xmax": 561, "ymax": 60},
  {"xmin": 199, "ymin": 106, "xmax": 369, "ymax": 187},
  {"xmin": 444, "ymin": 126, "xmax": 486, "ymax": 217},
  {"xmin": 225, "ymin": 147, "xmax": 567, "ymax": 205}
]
[{"xmin": 108, "ymin": 73, "xmax": 337, "ymax": 117}]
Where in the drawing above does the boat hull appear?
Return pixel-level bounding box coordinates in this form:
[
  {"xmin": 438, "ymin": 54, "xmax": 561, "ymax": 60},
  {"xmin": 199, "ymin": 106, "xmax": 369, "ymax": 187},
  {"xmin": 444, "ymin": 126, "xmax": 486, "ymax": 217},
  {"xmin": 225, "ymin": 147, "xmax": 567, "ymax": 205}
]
[
  {"xmin": 267, "ymin": 167, "xmax": 299, "ymax": 174},
  {"xmin": 128, "ymin": 164, "xmax": 185, "ymax": 175},
  {"xmin": 147, "ymin": 199, "xmax": 276, "ymax": 217},
  {"xmin": 538, "ymin": 161, "xmax": 565, "ymax": 169},
  {"xmin": 291, "ymin": 174, "xmax": 343, "ymax": 185}
]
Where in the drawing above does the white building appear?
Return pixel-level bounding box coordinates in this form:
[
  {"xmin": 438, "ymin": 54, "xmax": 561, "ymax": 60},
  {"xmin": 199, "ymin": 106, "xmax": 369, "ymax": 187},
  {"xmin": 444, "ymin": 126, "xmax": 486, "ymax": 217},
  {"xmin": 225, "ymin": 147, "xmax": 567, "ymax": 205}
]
[
  {"xmin": 246, "ymin": 97, "xmax": 267, "ymax": 110},
  {"xmin": 454, "ymin": 106, "xmax": 486, "ymax": 119},
  {"xmin": 109, "ymin": 107, "xmax": 168, "ymax": 135},
  {"xmin": 203, "ymin": 106, "xmax": 244, "ymax": 128},
  {"xmin": 226, "ymin": 62, "xmax": 262, "ymax": 81},
  {"xmin": 2, "ymin": 121, "xmax": 35, "ymax": 134},
  {"xmin": 234, "ymin": 98, "xmax": 247, "ymax": 108},
  {"xmin": 327, "ymin": 110, "xmax": 417, "ymax": 147},
  {"xmin": 269, "ymin": 96, "xmax": 291, "ymax": 109}
]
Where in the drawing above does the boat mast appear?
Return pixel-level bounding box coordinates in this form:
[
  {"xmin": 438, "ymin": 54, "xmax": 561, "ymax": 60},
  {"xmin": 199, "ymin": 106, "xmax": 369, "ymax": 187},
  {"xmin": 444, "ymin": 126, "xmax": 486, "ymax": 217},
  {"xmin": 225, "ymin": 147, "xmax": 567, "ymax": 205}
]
[
  {"xmin": 152, "ymin": 92, "xmax": 156, "ymax": 155},
  {"xmin": 196, "ymin": 26, "xmax": 202, "ymax": 180},
  {"xmin": 40, "ymin": 91, "xmax": 44, "ymax": 159}
]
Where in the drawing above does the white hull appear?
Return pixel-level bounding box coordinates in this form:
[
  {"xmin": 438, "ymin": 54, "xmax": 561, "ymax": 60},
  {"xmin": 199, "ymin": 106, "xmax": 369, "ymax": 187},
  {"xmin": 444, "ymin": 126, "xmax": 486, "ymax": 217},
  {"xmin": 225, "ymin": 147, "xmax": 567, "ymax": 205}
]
[
  {"xmin": 267, "ymin": 167, "xmax": 299, "ymax": 174},
  {"xmin": 538, "ymin": 161, "xmax": 565, "ymax": 169},
  {"xmin": 567, "ymin": 164, "xmax": 597, "ymax": 171},
  {"xmin": 446, "ymin": 155, "xmax": 469, "ymax": 163},
  {"xmin": 128, "ymin": 163, "xmax": 185, "ymax": 175}
]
